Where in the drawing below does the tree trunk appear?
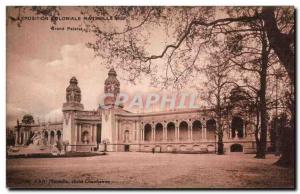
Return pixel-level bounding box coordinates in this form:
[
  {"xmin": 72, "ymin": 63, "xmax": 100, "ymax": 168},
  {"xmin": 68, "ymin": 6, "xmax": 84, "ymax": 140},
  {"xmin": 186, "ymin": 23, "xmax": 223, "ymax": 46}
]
[
  {"xmin": 216, "ymin": 89, "xmax": 224, "ymax": 155},
  {"xmin": 261, "ymin": 7, "xmax": 295, "ymax": 167},
  {"xmin": 254, "ymin": 103, "xmax": 261, "ymax": 155},
  {"xmin": 217, "ymin": 128, "xmax": 224, "ymax": 154},
  {"xmin": 255, "ymin": 32, "xmax": 269, "ymax": 159},
  {"xmin": 262, "ymin": 7, "xmax": 295, "ymax": 166},
  {"xmin": 275, "ymin": 97, "xmax": 295, "ymax": 167},
  {"xmin": 274, "ymin": 126, "xmax": 295, "ymax": 167},
  {"xmin": 261, "ymin": 7, "xmax": 295, "ymax": 83},
  {"xmin": 217, "ymin": 116, "xmax": 224, "ymax": 154}
]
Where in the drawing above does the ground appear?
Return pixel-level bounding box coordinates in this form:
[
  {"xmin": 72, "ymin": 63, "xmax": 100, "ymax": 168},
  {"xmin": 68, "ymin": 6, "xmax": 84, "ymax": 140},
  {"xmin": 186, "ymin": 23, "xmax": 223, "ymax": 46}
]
[{"xmin": 6, "ymin": 152, "xmax": 295, "ymax": 189}]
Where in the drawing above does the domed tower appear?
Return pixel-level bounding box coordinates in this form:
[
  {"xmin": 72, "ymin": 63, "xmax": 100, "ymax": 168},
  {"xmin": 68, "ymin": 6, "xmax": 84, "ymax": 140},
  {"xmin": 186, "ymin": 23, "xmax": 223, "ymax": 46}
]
[
  {"xmin": 62, "ymin": 77, "xmax": 84, "ymax": 151},
  {"xmin": 100, "ymin": 68, "xmax": 120, "ymax": 151},
  {"xmin": 63, "ymin": 76, "xmax": 84, "ymax": 111},
  {"xmin": 103, "ymin": 68, "xmax": 120, "ymax": 107}
]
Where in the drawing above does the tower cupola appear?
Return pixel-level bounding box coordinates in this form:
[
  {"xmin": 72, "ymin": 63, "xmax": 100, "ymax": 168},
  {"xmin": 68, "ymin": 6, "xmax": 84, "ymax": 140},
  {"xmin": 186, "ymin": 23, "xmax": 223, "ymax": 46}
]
[
  {"xmin": 63, "ymin": 76, "xmax": 84, "ymax": 111},
  {"xmin": 103, "ymin": 68, "xmax": 120, "ymax": 107}
]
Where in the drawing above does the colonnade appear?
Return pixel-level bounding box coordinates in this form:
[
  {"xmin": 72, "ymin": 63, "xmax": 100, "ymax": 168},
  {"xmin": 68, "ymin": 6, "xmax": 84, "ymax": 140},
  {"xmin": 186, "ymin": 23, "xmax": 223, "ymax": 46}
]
[
  {"xmin": 15, "ymin": 130, "xmax": 30, "ymax": 145},
  {"xmin": 40, "ymin": 130, "xmax": 62, "ymax": 145},
  {"xmin": 15, "ymin": 129, "xmax": 62, "ymax": 146},
  {"xmin": 140, "ymin": 120, "xmax": 213, "ymax": 142}
]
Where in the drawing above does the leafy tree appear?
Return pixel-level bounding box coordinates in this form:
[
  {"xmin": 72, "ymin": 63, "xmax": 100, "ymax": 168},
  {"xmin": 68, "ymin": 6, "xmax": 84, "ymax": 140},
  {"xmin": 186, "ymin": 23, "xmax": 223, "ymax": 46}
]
[
  {"xmin": 6, "ymin": 128, "xmax": 15, "ymax": 146},
  {"xmin": 21, "ymin": 114, "xmax": 35, "ymax": 145},
  {"xmin": 21, "ymin": 114, "xmax": 34, "ymax": 125}
]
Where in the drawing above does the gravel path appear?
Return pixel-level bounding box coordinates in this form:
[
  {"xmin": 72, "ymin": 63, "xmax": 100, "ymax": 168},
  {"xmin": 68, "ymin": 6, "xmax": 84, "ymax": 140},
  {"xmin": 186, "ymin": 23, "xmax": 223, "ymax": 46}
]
[{"xmin": 6, "ymin": 152, "xmax": 295, "ymax": 189}]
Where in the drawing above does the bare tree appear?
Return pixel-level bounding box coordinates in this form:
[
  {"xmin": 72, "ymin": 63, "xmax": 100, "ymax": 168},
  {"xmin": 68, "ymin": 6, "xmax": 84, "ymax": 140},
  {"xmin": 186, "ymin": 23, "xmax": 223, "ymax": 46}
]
[{"xmin": 200, "ymin": 54, "xmax": 237, "ymax": 154}]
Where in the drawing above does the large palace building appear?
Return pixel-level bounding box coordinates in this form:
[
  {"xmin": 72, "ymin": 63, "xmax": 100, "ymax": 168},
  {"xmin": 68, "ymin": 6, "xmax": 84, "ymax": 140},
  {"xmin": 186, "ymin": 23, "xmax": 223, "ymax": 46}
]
[{"xmin": 14, "ymin": 68, "xmax": 265, "ymax": 153}]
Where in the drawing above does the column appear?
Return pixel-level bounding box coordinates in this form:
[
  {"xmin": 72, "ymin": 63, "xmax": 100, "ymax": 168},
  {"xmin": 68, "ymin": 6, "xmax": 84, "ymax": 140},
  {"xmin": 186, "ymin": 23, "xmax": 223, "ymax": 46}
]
[
  {"xmin": 26, "ymin": 131, "xmax": 28, "ymax": 144},
  {"xmin": 190, "ymin": 126, "xmax": 193, "ymax": 141},
  {"xmin": 15, "ymin": 131, "xmax": 19, "ymax": 145},
  {"xmin": 74, "ymin": 124, "xmax": 78, "ymax": 144},
  {"xmin": 17, "ymin": 131, "xmax": 20, "ymax": 145},
  {"xmin": 243, "ymin": 122, "xmax": 246, "ymax": 138},
  {"xmin": 134, "ymin": 121, "xmax": 137, "ymax": 141},
  {"xmin": 90, "ymin": 124, "xmax": 93, "ymax": 143},
  {"xmin": 163, "ymin": 125, "xmax": 166, "ymax": 141},
  {"xmin": 117, "ymin": 120, "xmax": 121, "ymax": 141},
  {"xmin": 25, "ymin": 131, "xmax": 27, "ymax": 144},
  {"xmin": 175, "ymin": 124, "xmax": 179, "ymax": 142},
  {"xmin": 48, "ymin": 131, "xmax": 51, "ymax": 144},
  {"xmin": 141, "ymin": 128, "xmax": 143, "ymax": 142},
  {"xmin": 187, "ymin": 125, "xmax": 190, "ymax": 140},
  {"xmin": 78, "ymin": 124, "xmax": 82, "ymax": 143},
  {"xmin": 152, "ymin": 126, "xmax": 155, "ymax": 142},
  {"xmin": 165, "ymin": 125, "xmax": 168, "ymax": 141},
  {"xmin": 22, "ymin": 131, "xmax": 25, "ymax": 145},
  {"xmin": 19, "ymin": 132, "xmax": 22, "ymax": 145},
  {"xmin": 154, "ymin": 127, "xmax": 156, "ymax": 142},
  {"xmin": 174, "ymin": 126, "xmax": 177, "ymax": 141},
  {"xmin": 139, "ymin": 128, "xmax": 142, "ymax": 142},
  {"xmin": 54, "ymin": 131, "xmax": 58, "ymax": 142},
  {"xmin": 204, "ymin": 125, "xmax": 207, "ymax": 139},
  {"xmin": 142, "ymin": 128, "xmax": 144, "ymax": 142},
  {"xmin": 27, "ymin": 131, "xmax": 30, "ymax": 143},
  {"xmin": 23, "ymin": 131, "xmax": 26, "ymax": 145},
  {"xmin": 22, "ymin": 132, "xmax": 26, "ymax": 145},
  {"xmin": 93, "ymin": 125, "xmax": 97, "ymax": 143},
  {"xmin": 116, "ymin": 121, "xmax": 119, "ymax": 142}
]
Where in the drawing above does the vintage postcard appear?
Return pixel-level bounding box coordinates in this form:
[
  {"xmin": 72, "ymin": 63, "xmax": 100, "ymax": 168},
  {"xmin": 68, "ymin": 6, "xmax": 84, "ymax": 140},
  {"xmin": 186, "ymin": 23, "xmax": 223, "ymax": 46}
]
[{"xmin": 6, "ymin": 6, "xmax": 295, "ymax": 189}]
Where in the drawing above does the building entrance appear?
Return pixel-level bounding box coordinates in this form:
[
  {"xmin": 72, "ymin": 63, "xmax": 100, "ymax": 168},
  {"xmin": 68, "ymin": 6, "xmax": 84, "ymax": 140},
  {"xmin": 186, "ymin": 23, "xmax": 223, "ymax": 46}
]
[{"xmin": 124, "ymin": 144, "xmax": 130, "ymax": 152}]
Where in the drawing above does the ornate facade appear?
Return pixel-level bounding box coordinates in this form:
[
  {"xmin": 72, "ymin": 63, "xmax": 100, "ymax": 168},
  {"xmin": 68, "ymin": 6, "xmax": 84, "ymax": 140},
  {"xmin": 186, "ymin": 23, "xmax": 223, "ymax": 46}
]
[{"xmin": 14, "ymin": 68, "xmax": 266, "ymax": 153}]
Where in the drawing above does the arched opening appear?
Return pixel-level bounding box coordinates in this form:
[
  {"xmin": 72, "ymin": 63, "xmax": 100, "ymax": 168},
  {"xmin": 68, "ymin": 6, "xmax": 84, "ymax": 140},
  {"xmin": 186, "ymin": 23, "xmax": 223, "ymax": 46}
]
[
  {"xmin": 144, "ymin": 124, "xmax": 152, "ymax": 141},
  {"xmin": 20, "ymin": 132, "xmax": 24, "ymax": 144},
  {"xmin": 43, "ymin": 131, "xmax": 48, "ymax": 145},
  {"xmin": 50, "ymin": 131, "xmax": 55, "ymax": 145},
  {"xmin": 179, "ymin": 145, "xmax": 186, "ymax": 151},
  {"xmin": 206, "ymin": 119, "xmax": 216, "ymax": 140},
  {"xmin": 57, "ymin": 130, "xmax": 62, "ymax": 142},
  {"xmin": 167, "ymin": 122, "xmax": 175, "ymax": 141},
  {"xmin": 166, "ymin": 145, "xmax": 173, "ymax": 152},
  {"xmin": 124, "ymin": 144, "xmax": 130, "ymax": 152},
  {"xmin": 207, "ymin": 144, "xmax": 215, "ymax": 152},
  {"xmin": 193, "ymin": 145, "xmax": 201, "ymax": 151},
  {"xmin": 97, "ymin": 124, "xmax": 101, "ymax": 143},
  {"xmin": 154, "ymin": 145, "xmax": 162, "ymax": 152},
  {"xmin": 179, "ymin": 121, "xmax": 188, "ymax": 141},
  {"xmin": 124, "ymin": 130, "xmax": 129, "ymax": 143},
  {"xmin": 230, "ymin": 144, "xmax": 243, "ymax": 152},
  {"xmin": 155, "ymin": 123, "xmax": 163, "ymax": 142},
  {"xmin": 82, "ymin": 131, "xmax": 89, "ymax": 144},
  {"xmin": 231, "ymin": 117, "xmax": 244, "ymax": 138},
  {"xmin": 192, "ymin": 120, "xmax": 202, "ymax": 141}
]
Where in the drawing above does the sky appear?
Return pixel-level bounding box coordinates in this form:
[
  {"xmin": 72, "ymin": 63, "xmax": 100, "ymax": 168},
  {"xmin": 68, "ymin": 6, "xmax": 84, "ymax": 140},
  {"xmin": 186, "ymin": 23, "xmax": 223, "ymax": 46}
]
[{"xmin": 6, "ymin": 7, "xmax": 206, "ymax": 127}]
